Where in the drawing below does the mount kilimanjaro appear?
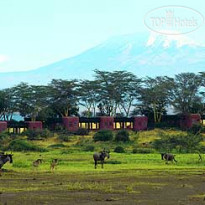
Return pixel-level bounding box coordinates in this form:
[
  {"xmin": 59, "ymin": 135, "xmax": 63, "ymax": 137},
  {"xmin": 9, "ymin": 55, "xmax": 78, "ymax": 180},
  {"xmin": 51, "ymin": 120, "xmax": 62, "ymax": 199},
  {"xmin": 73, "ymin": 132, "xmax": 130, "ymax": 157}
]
[{"xmin": 1, "ymin": 32, "xmax": 205, "ymax": 88}]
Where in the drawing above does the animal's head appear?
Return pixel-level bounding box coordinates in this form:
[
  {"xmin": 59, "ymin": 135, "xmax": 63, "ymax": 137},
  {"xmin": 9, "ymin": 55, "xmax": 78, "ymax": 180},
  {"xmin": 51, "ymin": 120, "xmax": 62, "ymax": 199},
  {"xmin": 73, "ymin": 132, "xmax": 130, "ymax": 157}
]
[
  {"xmin": 8, "ymin": 154, "xmax": 13, "ymax": 163},
  {"xmin": 101, "ymin": 149, "xmax": 110, "ymax": 159},
  {"xmin": 5, "ymin": 153, "xmax": 13, "ymax": 163},
  {"xmin": 52, "ymin": 159, "xmax": 58, "ymax": 163},
  {"xmin": 37, "ymin": 159, "xmax": 43, "ymax": 163},
  {"xmin": 160, "ymin": 153, "xmax": 165, "ymax": 160}
]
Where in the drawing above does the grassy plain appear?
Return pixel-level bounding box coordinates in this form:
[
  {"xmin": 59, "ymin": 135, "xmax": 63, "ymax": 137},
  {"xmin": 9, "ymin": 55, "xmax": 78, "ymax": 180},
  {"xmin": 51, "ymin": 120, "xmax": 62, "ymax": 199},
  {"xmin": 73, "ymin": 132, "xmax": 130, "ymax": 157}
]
[{"xmin": 0, "ymin": 129, "xmax": 205, "ymax": 205}]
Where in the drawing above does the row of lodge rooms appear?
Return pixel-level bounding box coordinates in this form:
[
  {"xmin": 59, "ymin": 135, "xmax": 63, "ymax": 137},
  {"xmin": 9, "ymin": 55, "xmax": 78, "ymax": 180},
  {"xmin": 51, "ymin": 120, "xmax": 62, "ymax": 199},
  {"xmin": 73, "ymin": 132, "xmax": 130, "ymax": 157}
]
[{"xmin": 0, "ymin": 114, "xmax": 203, "ymax": 133}]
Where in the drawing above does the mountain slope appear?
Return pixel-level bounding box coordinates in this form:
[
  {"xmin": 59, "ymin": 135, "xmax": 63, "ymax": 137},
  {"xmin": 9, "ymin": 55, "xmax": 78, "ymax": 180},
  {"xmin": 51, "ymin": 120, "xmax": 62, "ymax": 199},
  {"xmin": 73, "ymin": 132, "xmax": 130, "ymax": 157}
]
[{"xmin": 1, "ymin": 32, "xmax": 205, "ymax": 88}]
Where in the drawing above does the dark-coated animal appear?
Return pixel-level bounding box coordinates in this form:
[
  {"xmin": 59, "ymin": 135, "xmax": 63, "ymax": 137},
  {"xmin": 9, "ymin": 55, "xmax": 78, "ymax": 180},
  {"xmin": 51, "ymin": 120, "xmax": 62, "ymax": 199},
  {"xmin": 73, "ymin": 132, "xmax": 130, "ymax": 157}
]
[
  {"xmin": 93, "ymin": 149, "xmax": 110, "ymax": 169},
  {"xmin": 198, "ymin": 153, "xmax": 202, "ymax": 162},
  {"xmin": 50, "ymin": 159, "xmax": 58, "ymax": 171},
  {"xmin": 0, "ymin": 154, "xmax": 13, "ymax": 175},
  {"xmin": 33, "ymin": 159, "xmax": 43, "ymax": 167},
  {"xmin": 161, "ymin": 153, "xmax": 177, "ymax": 163}
]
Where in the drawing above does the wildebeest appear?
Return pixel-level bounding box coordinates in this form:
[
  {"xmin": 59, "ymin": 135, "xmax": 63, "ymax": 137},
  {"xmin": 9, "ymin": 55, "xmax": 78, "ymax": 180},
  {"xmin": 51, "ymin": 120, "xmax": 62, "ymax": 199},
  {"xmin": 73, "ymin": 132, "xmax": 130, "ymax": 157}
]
[
  {"xmin": 50, "ymin": 159, "xmax": 58, "ymax": 171},
  {"xmin": 198, "ymin": 153, "xmax": 202, "ymax": 162},
  {"xmin": 161, "ymin": 153, "xmax": 177, "ymax": 163},
  {"xmin": 33, "ymin": 159, "xmax": 43, "ymax": 168},
  {"xmin": 93, "ymin": 149, "xmax": 110, "ymax": 169},
  {"xmin": 0, "ymin": 153, "xmax": 13, "ymax": 175}
]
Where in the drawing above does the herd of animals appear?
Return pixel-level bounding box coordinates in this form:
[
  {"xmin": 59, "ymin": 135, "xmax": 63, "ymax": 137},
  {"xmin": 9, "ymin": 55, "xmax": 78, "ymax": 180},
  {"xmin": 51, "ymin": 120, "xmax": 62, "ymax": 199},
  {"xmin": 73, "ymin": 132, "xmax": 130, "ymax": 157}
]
[{"xmin": 0, "ymin": 150, "xmax": 185, "ymax": 175}]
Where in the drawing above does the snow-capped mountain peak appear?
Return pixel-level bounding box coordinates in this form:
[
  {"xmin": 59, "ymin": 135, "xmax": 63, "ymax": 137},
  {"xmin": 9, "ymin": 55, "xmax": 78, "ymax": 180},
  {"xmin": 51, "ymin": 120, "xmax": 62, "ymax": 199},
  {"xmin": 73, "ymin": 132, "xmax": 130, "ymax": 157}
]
[
  {"xmin": 0, "ymin": 32, "xmax": 204, "ymax": 88},
  {"xmin": 146, "ymin": 32, "xmax": 198, "ymax": 48}
]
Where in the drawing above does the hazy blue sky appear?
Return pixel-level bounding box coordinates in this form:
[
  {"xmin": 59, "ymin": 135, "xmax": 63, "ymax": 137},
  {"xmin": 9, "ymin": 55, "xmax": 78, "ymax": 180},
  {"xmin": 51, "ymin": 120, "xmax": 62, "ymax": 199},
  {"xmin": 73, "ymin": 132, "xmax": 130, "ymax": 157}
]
[{"xmin": 0, "ymin": 0, "xmax": 204, "ymax": 72}]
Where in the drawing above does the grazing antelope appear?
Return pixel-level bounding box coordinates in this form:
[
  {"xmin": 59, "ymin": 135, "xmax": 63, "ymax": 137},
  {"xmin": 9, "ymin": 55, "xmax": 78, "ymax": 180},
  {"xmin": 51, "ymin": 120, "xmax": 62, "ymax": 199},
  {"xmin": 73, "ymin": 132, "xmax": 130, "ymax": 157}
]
[
  {"xmin": 93, "ymin": 149, "xmax": 110, "ymax": 169},
  {"xmin": 33, "ymin": 159, "xmax": 43, "ymax": 168},
  {"xmin": 50, "ymin": 159, "xmax": 58, "ymax": 171},
  {"xmin": 0, "ymin": 153, "xmax": 13, "ymax": 176},
  {"xmin": 161, "ymin": 153, "xmax": 177, "ymax": 164}
]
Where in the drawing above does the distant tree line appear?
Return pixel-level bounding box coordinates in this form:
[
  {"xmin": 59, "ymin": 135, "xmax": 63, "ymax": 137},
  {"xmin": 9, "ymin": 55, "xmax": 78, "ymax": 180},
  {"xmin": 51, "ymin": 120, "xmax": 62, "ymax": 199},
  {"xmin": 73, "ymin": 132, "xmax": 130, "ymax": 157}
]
[{"xmin": 0, "ymin": 70, "xmax": 205, "ymax": 123}]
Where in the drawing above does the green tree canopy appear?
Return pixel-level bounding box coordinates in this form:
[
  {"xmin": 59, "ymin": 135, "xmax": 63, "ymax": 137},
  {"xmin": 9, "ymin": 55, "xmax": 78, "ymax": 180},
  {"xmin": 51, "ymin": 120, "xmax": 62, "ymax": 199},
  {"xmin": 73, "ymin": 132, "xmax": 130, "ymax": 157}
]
[
  {"xmin": 47, "ymin": 79, "xmax": 79, "ymax": 117},
  {"xmin": 168, "ymin": 73, "xmax": 202, "ymax": 114}
]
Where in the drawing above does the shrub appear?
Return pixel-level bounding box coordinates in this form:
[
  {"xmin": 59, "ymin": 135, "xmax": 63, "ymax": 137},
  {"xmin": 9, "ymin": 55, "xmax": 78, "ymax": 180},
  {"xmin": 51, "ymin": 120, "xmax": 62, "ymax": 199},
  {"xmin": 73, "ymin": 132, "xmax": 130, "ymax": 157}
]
[
  {"xmin": 114, "ymin": 146, "xmax": 125, "ymax": 153},
  {"xmin": 56, "ymin": 129, "xmax": 73, "ymax": 135},
  {"xmin": 132, "ymin": 148, "xmax": 154, "ymax": 154},
  {"xmin": 115, "ymin": 130, "xmax": 130, "ymax": 142},
  {"xmin": 7, "ymin": 140, "xmax": 46, "ymax": 152},
  {"xmin": 54, "ymin": 123, "xmax": 65, "ymax": 131},
  {"xmin": 84, "ymin": 145, "xmax": 95, "ymax": 152},
  {"xmin": 93, "ymin": 130, "xmax": 113, "ymax": 142},
  {"xmin": 48, "ymin": 144, "xmax": 66, "ymax": 149},
  {"xmin": 24, "ymin": 129, "xmax": 38, "ymax": 140},
  {"xmin": 132, "ymin": 148, "xmax": 138, "ymax": 154},
  {"xmin": 58, "ymin": 134, "xmax": 70, "ymax": 142},
  {"xmin": 0, "ymin": 131, "xmax": 10, "ymax": 143},
  {"xmin": 24, "ymin": 129, "xmax": 53, "ymax": 140},
  {"xmin": 75, "ymin": 128, "xmax": 89, "ymax": 136},
  {"xmin": 189, "ymin": 123, "xmax": 205, "ymax": 135},
  {"xmin": 153, "ymin": 133, "xmax": 203, "ymax": 153},
  {"xmin": 199, "ymin": 145, "xmax": 205, "ymax": 153},
  {"xmin": 39, "ymin": 129, "xmax": 53, "ymax": 138}
]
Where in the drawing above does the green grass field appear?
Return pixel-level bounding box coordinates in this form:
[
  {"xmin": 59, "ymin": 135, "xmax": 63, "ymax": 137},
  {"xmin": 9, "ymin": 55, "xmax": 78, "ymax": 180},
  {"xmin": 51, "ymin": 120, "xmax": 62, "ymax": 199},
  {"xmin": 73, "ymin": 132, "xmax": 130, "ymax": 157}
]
[{"xmin": 0, "ymin": 129, "xmax": 205, "ymax": 205}]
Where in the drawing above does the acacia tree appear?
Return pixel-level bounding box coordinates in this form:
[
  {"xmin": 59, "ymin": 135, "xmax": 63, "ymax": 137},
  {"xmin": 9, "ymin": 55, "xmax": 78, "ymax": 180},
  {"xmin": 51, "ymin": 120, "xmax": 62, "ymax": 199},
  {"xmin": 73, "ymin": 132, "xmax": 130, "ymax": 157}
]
[
  {"xmin": 168, "ymin": 73, "xmax": 202, "ymax": 114},
  {"xmin": 0, "ymin": 90, "xmax": 6, "ymax": 119},
  {"xmin": 117, "ymin": 72, "xmax": 141, "ymax": 117},
  {"xmin": 78, "ymin": 80, "xmax": 100, "ymax": 117},
  {"xmin": 48, "ymin": 79, "xmax": 79, "ymax": 117},
  {"xmin": 0, "ymin": 88, "xmax": 17, "ymax": 120},
  {"xmin": 14, "ymin": 83, "xmax": 49, "ymax": 121},
  {"xmin": 137, "ymin": 76, "xmax": 171, "ymax": 123},
  {"xmin": 94, "ymin": 70, "xmax": 141, "ymax": 117},
  {"xmin": 194, "ymin": 72, "xmax": 205, "ymax": 114},
  {"xmin": 94, "ymin": 70, "xmax": 116, "ymax": 116}
]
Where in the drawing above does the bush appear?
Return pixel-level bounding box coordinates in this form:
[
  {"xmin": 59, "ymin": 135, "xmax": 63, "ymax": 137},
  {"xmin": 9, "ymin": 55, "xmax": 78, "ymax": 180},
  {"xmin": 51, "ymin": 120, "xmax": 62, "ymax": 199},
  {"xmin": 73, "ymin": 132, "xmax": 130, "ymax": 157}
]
[
  {"xmin": 153, "ymin": 133, "xmax": 203, "ymax": 153},
  {"xmin": 115, "ymin": 130, "xmax": 130, "ymax": 142},
  {"xmin": 48, "ymin": 144, "xmax": 66, "ymax": 149},
  {"xmin": 199, "ymin": 145, "xmax": 205, "ymax": 153},
  {"xmin": 93, "ymin": 130, "xmax": 113, "ymax": 142},
  {"xmin": 75, "ymin": 128, "xmax": 89, "ymax": 136},
  {"xmin": 132, "ymin": 148, "xmax": 138, "ymax": 154},
  {"xmin": 84, "ymin": 145, "xmax": 95, "ymax": 152},
  {"xmin": 54, "ymin": 123, "xmax": 65, "ymax": 131},
  {"xmin": 189, "ymin": 123, "xmax": 205, "ymax": 135},
  {"xmin": 7, "ymin": 140, "xmax": 47, "ymax": 152},
  {"xmin": 39, "ymin": 129, "xmax": 53, "ymax": 138},
  {"xmin": 56, "ymin": 129, "xmax": 73, "ymax": 135},
  {"xmin": 132, "ymin": 148, "xmax": 154, "ymax": 154},
  {"xmin": 114, "ymin": 146, "xmax": 125, "ymax": 153},
  {"xmin": 0, "ymin": 131, "xmax": 10, "ymax": 143},
  {"xmin": 24, "ymin": 129, "xmax": 53, "ymax": 140},
  {"xmin": 58, "ymin": 134, "xmax": 71, "ymax": 142}
]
